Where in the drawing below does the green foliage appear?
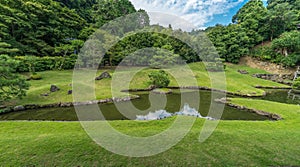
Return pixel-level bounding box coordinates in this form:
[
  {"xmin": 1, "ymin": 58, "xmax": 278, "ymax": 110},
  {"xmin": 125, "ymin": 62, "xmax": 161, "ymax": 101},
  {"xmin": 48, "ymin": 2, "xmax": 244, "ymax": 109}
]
[
  {"xmin": 257, "ymin": 0, "xmax": 300, "ymax": 41},
  {"xmin": 0, "ymin": 0, "xmax": 138, "ymax": 57},
  {"xmin": 93, "ymin": 0, "xmax": 136, "ymax": 27},
  {"xmin": 0, "ymin": 55, "xmax": 29, "ymax": 103},
  {"xmin": 148, "ymin": 70, "xmax": 170, "ymax": 88},
  {"xmin": 207, "ymin": 24, "xmax": 249, "ymax": 63},
  {"xmin": 14, "ymin": 55, "xmax": 77, "ymax": 72},
  {"xmin": 106, "ymin": 27, "xmax": 199, "ymax": 66},
  {"xmin": 0, "ymin": 0, "xmax": 86, "ymax": 56},
  {"xmin": 30, "ymin": 74, "xmax": 42, "ymax": 80},
  {"xmin": 292, "ymin": 78, "xmax": 300, "ymax": 90},
  {"xmin": 54, "ymin": 0, "xmax": 97, "ymax": 23},
  {"xmin": 281, "ymin": 54, "xmax": 300, "ymax": 67},
  {"xmin": 207, "ymin": 0, "xmax": 300, "ymax": 66},
  {"xmin": 0, "ymin": 40, "xmax": 19, "ymax": 55},
  {"xmin": 232, "ymin": 0, "xmax": 267, "ymax": 46},
  {"xmin": 272, "ymin": 31, "xmax": 300, "ymax": 56}
]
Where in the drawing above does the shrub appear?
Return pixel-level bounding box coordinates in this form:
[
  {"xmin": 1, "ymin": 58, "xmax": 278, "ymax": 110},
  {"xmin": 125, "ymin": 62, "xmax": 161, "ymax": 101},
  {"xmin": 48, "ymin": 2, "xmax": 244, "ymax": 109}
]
[
  {"xmin": 281, "ymin": 54, "xmax": 300, "ymax": 67},
  {"xmin": 30, "ymin": 74, "xmax": 42, "ymax": 80},
  {"xmin": 292, "ymin": 78, "xmax": 300, "ymax": 90},
  {"xmin": 14, "ymin": 55, "xmax": 78, "ymax": 72},
  {"xmin": 148, "ymin": 70, "xmax": 170, "ymax": 88}
]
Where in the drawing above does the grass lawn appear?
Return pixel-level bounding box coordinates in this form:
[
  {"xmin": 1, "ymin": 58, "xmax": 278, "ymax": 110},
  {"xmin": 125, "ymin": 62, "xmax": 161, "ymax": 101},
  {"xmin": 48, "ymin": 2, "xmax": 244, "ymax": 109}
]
[
  {"xmin": 0, "ymin": 99, "xmax": 299, "ymax": 166},
  {"xmin": 11, "ymin": 62, "xmax": 289, "ymax": 106},
  {"xmin": 1, "ymin": 63, "xmax": 299, "ymax": 166}
]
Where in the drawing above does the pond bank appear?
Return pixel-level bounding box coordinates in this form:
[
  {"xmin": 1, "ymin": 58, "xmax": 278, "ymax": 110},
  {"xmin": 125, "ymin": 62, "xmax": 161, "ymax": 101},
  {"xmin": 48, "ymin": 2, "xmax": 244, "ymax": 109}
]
[
  {"xmin": 3, "ymin": 86, "xmax": 292, "ymax": 114},
  {"xmin": 215, "ymin": 97, "xmax": 282, "ymax": 121},
  {"xmin": 1, "ymin": 95, "xmax": 140, "ymax": 114}
]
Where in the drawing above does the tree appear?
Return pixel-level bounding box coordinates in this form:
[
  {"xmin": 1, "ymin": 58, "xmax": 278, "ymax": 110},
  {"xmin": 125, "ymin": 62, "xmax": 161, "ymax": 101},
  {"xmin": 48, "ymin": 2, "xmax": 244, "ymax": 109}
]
[
  {"xmin": 207, "ymin": 24, "xmax": 250, "ymax": 63},
  {"xmin": 272, "ymin": 30, "xmax": 300, "ymax": 56},
  {"xmin": 232, "ymin": 0, "xmax": 267, "ymax": 46},
  {"xmin": 0, "ymin": 39, "xmax": 19, "ymax": 55},
  {"xmin": 262, "ymin": 0, "xmax": 300, "ymax": 41},
  {"xmin": 148, "ymin": 70, "xmax": 170, "ymax": 88},
  {"xmin": 93, "ymin": 0, "xmax": 136, "ymax": 27},
  {"xmin": 0, "ymin": 55, "xmax": 29, "ymax": 104},
  {"xmin": 0, "ymin": 0, "xmax": 86, "ymax": 56}
]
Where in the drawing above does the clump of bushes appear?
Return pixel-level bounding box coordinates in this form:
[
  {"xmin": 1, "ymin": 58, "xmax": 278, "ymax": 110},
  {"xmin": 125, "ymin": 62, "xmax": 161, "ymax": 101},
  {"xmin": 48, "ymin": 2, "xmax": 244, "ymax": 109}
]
[
  {"xmin": 292, "ymin": 78, "xmax": 300, "ymax": 90},
  {"xmin": 148, "ymin": 70, "xmax": 170, "ymax": 88},
  {"xmin": 14, "ymin": 54, "xmax": 77, "ymax": 72}
]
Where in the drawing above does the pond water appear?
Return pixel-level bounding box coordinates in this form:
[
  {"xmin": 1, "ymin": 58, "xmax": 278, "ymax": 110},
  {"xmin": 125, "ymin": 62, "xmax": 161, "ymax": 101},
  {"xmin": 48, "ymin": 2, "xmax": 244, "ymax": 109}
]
[
  {"xmin": 0, "ymin": 90, "xmax": 270, "ymax": 121},
  {"xmin": 260, "ymin": 89, "xmax": 300, "ymax": 105}
]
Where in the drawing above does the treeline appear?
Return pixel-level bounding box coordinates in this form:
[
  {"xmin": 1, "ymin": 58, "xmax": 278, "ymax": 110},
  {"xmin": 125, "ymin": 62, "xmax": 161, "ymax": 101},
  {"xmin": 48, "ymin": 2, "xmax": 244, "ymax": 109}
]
[
  {"xmin": 1, "ymin": 0, "xmax": 299, "ymax": 68},
  {"xmin": 205, "ymin": 0, "xmax": 300, "ymax": 66},
  {"xmin": 0, "ymin": 0, "xmax": 139, "ymax": 56}
]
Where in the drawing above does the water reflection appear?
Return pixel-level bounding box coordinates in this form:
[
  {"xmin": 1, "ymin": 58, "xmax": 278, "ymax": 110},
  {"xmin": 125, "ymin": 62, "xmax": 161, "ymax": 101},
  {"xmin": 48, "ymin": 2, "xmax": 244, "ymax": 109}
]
[
  {"xmin": 261, "ymin": 89, "xmax": 300, "ymax": 105},
  {"xmin": 136, "ymin": 103, "xmax": 215, "ymax": 120}
]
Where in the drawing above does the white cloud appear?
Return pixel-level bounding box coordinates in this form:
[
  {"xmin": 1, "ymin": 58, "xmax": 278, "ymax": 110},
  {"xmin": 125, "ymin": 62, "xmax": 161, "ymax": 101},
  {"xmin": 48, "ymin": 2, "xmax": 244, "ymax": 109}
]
[{"xmin": 130, "ymin": 0, "xmax": 244, "ymax": 30}]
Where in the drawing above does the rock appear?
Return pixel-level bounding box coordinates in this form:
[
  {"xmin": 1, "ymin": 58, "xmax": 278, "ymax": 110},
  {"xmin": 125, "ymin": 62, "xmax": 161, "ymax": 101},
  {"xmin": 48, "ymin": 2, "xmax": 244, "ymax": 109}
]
[
  {"xmin": 13, "ymin": 105, "xmax": 25, "ymax": 111},
  {"xmin": 41, "ymin": 93, "xmax": 49, "ymax": 97},
  {"xmin": 214, "ymin": 97, "xmax": 227, "ymax": 104},
  {"xmin": 50, "ymin": 85, "xmax": 60, "ymax": 92},
  {"xmin": 60, "ymin": 102, "xmax": 73, "ymax": 107},
  {"xmin": 68, "ymin": 90, "xmax": 72, "ymax": 95},
  {"xmin": 238, "ymin": 70, "xmax": 249, "ymax": 74},
  {"xmin": 24, "ymin": 104, "xmax": 40, "ymax": 110},
  {"xmin": 148, "ymin": 85, "xmax": 156, "ymax": 90},
  {"xmin": 95, "ymin": 71, "xmax": 111, "ymax": 80}
]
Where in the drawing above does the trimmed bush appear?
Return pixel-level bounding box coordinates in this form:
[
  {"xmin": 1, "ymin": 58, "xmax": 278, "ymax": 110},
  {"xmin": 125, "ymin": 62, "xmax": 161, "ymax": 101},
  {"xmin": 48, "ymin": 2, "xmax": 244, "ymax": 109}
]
[
  {"xmin": 14, "ymin": 55, "xmax": 78, "ymax": 72},
  {"xmin": 148, "ymin": 70, "xmax": 170, "ymax": 88}
]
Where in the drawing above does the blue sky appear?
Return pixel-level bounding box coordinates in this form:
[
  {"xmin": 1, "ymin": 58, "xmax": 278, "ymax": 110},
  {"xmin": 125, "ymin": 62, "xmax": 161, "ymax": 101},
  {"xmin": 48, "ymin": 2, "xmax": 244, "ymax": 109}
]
[{"xmin": 129, "ymin": 0, "xmax": 267, "ymax": 30}]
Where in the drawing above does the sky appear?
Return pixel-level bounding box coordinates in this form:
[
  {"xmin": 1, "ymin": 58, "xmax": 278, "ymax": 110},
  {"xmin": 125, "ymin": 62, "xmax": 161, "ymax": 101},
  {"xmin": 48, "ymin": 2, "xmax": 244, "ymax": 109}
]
[{"xmin": 129, "ymin": 0, "xmax": 264, "ymax": 30}]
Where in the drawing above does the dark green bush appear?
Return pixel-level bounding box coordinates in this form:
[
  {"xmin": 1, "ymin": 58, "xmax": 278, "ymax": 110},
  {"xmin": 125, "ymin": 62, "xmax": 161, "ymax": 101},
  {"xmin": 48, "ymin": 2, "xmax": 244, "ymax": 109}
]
[
  {"xmin": 292, "ymin": 78, "xmax": 300, "ymax": 90},
  {"xmin": 148, "ymin": 70, "xmax": 170, "ymax": 88},
  {"xmin": 281, "ymin": 54, "xmax": 300, "ymax": 67},
  {"xmin": 14, "ymin": 55, "xmax": 78, "ymax": 72}
]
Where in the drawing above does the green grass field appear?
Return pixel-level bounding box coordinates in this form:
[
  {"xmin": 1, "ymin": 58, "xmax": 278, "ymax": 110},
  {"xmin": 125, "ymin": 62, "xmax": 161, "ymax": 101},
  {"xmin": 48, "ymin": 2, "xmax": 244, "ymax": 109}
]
[
  {"xmin": 1, "ymin": 62, "xmax": 299, "ymax": 166},
  {"xmin": 10, "ymin": 62, "xmax": 288, "ymax": 106},
  {"xmin": 0, "ymin": 99, "xmax": 299, "ymax": 166}
]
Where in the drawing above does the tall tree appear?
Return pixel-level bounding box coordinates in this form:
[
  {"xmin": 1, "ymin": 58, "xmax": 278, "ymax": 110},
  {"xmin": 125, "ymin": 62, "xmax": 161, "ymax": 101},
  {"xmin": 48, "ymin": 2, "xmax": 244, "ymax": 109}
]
[
  {"xmin": 0, "ymin": 55, "xmax": 29, "ymax": 104},
  {"xmin": 93, "ymin": 0, "xmax": 136, "ymax": 27},
  {"xmin": 232, "ymin": 0, "xmax": 267, "ymax": 46}
]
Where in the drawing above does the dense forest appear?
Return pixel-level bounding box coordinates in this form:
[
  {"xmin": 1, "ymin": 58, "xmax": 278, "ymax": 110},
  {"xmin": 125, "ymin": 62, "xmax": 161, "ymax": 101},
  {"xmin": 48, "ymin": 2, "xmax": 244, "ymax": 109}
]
[
  {"xmin": 0, "ymin": 0, "xmax": 299, "ymax": 70},
  {"xmin": 206, "ymin": 0, "xmax": 300, "ymax": 66}
]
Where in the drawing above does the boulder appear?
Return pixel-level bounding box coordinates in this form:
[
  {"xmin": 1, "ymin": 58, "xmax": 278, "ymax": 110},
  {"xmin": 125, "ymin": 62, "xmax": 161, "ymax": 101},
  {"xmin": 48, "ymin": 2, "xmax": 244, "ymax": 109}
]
[
  {"xmin": 238, "ymin": 70, "xmax": 249, "ymax": 74},
  {"xmin": 14, "ymin": 105, "xmax": 25, "ymax": 112},
  {"xmin": 50, "ymin": 85, "xmax": 60, "ymax": 92},
  {"xmin": 95, "ymin": 71, "xmax": 111, "ymax": 80}
]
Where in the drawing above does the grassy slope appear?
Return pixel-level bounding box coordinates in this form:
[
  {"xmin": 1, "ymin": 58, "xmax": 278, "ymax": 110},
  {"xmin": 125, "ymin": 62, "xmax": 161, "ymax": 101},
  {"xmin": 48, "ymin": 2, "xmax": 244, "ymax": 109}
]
[
  {"xmin": 1, "ymin": 63, "xmax": 299, "ymax": 166},
  {"xmin": 12, "ymin": 62, "xmax": 288, "ymax": 105},
  {"xmin": 0, "ymin": 99, "xmax": 299, "ymax": 166}
]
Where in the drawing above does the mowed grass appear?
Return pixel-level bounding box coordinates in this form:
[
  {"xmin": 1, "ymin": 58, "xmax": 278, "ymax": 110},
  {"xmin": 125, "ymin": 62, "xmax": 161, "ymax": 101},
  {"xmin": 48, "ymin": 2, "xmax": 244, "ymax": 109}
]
[
  {"xmin": 1, "ymin": 63, "xmax": 299, "ymax": 166},
  {"xmin": 0, "ymin": 99, "xmax": 299, "ymax": 166},
  {"xmin": 11, "ymin": 62, "xmax": 288, "ymax": 105}
]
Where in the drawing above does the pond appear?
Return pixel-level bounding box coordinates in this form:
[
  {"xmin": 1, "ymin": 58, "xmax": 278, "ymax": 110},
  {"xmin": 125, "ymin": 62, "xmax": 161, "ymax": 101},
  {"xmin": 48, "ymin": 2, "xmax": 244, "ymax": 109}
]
[
  {"xmin": 0, "ymin": 90, "xmax": 271, "ymax": 121},
  {"xmin": 260, "ymin": 89, "xmax": 300, "ymax": 105}
]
